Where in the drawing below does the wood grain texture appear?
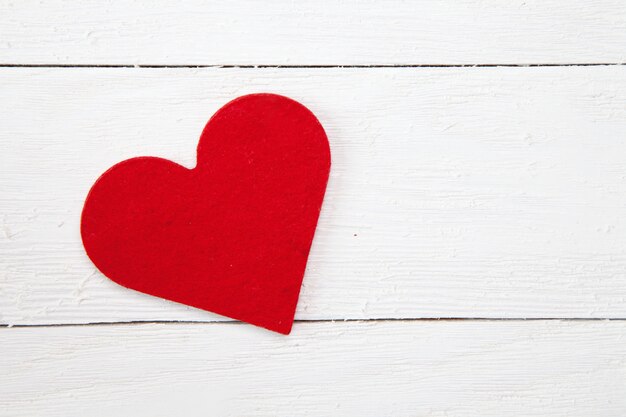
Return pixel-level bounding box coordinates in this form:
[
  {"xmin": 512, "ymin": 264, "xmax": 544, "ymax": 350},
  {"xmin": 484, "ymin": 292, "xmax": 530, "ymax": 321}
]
[
  {"xmin": 3, "ymin": 2, "xmax": 626, "ymax": 414},
  {"xmin": 2, "ymin": 320, "xmax": 626, "ymax": 416},
  {"xmin": 1, "ymin": 0, "xmax": 626, "ymax": 66},
  {"xmin": 2, "ymin": 66, "xmax": 626, "ymax": 324}
]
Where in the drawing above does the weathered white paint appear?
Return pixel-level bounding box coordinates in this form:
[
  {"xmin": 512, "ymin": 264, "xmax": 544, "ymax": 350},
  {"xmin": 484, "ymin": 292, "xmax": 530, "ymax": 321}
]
[
  {"xmin": 2, "ymin": 2, "xmax": 626, "ymax": 415},
  {"xmin": 1, "ymin": 320, "xmax": 626, "ymax": 417},
  {"xmin": 2, "ymin": 66, "xmax": 626, "ymax": 324},
  {"xmin": 1, "ymin": 0, "xmax": 626, "ymax": 65}
]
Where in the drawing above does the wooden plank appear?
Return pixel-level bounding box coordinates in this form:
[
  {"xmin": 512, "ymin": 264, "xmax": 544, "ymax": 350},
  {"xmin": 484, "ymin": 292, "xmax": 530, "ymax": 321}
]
[
  {"xmin": 1, "ymin": 0, "xmax": 625, "ymax": 65},
  {"xmin": 1, "ymin": 320, "xmax": 626, "ymax": 416},
  {"xmin": 2, "ymin": 66, "xmax": 626, "ymax": 324}
]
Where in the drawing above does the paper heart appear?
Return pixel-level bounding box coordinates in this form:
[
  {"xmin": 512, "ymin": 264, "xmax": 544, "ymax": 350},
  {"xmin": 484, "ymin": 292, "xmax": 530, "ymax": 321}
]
[{"xmin": 81, "ymin": 94, "xmax": 330, "ymax": 334}]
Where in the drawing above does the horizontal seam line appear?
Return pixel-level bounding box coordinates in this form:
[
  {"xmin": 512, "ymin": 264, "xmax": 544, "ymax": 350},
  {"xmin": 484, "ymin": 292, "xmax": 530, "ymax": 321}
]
[
  {"xmin": 0, "ymin": 63, "xmax": 625, "ymax": 69},
  {"xmin": 2, "ymin": 317, "xmax": 626, "ymax": 328}
]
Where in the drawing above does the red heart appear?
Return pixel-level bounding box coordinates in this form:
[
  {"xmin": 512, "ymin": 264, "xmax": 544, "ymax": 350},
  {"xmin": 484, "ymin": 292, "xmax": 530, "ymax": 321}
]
[{"xmin": 81, "ymin": 94, "xmax": 330, "ymax": 334}]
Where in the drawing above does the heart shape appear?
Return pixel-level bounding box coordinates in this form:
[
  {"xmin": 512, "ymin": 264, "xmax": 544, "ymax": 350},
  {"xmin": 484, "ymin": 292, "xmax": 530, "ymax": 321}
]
[{"xmin": 81, "ymin": 94, "xmax": 330, "ymax": 334}]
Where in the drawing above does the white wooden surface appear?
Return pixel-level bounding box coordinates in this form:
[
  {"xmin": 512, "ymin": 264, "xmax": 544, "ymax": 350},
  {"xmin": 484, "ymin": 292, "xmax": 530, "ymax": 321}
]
[
  {"xmin": 2, "ymin": 1, "xmax": 626, "ymax": 415},
  {"xmin": 2, "ymin": 66, "xmax": 626, "ymax": 324},
  {"xmin": 1, "ymin": 0, "xmax": 626, "ymax": 65},
  {"xmin": 3, "ymin": 321, "xmax": 626, "ymax": 417}
]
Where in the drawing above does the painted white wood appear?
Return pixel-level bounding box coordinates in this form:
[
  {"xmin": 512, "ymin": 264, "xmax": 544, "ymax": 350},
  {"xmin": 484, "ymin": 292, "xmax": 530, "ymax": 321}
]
[
  {"xmin": 1, "ymin": 0, "xmax": 626, "ymax": 65},
  {"xmin": 1, "ymin": 320, "xmax": 625, "ymax": 416},
  {"xmin": 2, "ymin": 66, "xmax": 626, "ymax": 324}
]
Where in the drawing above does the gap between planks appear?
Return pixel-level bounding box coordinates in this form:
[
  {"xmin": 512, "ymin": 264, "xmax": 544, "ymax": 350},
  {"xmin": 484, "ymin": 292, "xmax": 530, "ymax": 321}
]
[
  {"xmin": 2, "ymin": 317, "xmax": 626, "ymax": 329},
  {"xmin": 0, "ymin": 63, "xmax": 625, "ymax": 69}
]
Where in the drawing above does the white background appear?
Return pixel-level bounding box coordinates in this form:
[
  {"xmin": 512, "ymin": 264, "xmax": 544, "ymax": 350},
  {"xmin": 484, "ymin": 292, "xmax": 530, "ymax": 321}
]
[{"xmin": 2, "ymin": 1, "xmax": 626, "ymax": 416}]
